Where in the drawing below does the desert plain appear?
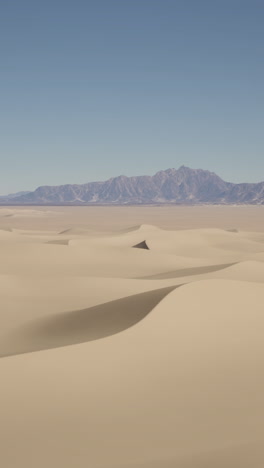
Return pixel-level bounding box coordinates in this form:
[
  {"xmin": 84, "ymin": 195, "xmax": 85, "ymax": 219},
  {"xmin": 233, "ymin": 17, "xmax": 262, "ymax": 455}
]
[{"xmin": 1, "ymin": 205, "xmax": 264, "ymax": 468}]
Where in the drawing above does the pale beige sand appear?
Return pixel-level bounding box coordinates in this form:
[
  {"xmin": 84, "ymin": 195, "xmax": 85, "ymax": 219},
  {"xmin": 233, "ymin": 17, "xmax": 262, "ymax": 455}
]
[{"xmin": 1, "ymin": 206, "xmax": 264, "ymax": 468}]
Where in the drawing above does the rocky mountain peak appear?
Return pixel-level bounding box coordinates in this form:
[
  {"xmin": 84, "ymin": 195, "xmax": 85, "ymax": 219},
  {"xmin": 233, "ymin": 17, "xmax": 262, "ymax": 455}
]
[{"xmin": 1, "ymin": 166, "xmax": 264, "ymax": 205}]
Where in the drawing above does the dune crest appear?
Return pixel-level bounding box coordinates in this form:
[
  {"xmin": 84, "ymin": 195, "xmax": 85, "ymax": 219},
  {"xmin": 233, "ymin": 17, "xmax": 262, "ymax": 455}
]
[
  {"xmin": 0, "ymin": 285, "xmax": 176, "ymax": 357},
  {"xmin": 138, "ymin": 262, "xmax": 236, "ymax": 279}
]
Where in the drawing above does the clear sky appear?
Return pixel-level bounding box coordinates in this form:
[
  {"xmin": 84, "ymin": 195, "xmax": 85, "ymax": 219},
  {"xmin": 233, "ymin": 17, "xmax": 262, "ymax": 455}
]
[{"xmin": 0, "ymin": 0, "xmax": 263, "ymax": 194}]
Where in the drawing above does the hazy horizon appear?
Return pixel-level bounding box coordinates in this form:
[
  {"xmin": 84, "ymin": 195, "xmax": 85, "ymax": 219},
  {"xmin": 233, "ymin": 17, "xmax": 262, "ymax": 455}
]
[{"xmin": 1, "ymin": 0, "xmax": 264, "ymax": 194}]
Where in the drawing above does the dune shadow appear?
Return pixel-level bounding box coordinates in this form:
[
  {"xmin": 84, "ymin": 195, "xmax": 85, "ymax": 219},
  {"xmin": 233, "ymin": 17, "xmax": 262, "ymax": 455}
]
[
  {"xmin": 0, "ymin": 285, "xmax": 178, "ymax": 358},
  {"xmin": 138, "ymin": 262, "xmax": 236, "ymax": 280},
  {"xmin": 0, "ymin": 226, "xmax": 13, "ymax": 231},
  {"xmin": 133, "ymin": 240, "xmax": 149, "ymax": 250},
  {"xmin": 58, "ymin": 228, "xmax": 74, "ymax": 235},
  {"xmin": 226, "ymin": 228, "xmax": 239, "ymax": 233},
  {"xmin": 46, "ymin": 239, "xmax": 69, "ymax": 245}
]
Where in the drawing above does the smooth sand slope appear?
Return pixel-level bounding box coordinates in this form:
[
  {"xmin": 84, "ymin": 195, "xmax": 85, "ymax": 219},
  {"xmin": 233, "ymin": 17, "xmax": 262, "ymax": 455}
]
[{"xmin": 1, "ymin": 206, "xmax": 264, "ymax": 468}]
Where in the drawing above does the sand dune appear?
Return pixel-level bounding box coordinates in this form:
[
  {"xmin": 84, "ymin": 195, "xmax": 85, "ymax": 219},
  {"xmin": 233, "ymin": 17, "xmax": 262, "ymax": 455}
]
[
  {"xmin": 1, "ymin": 280, "xmax": 264, "ymax": 468},
  {"xmin": 138, "ymin": 262, "xmax": 235, "ymax": 279},
  {"xmin": 0, "ymin": 285, "xmax": 176, "ymax": 357},
  {"xmin": 0, "ymin": 208, "xmax": 60, "ymax": 218},
  {"xmin": 209, "ymin": 260, "xmax": 264, "ymax": 283},
  {"xmin": 1, "ymin": 206, "xmax": 264, "ymax": 468}
]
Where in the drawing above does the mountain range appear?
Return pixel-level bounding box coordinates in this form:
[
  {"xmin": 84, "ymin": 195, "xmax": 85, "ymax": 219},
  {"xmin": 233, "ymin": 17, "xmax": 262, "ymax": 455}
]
[{"xmin": 1, "ymin": 166, "xmax": 264, "ymax": 205}]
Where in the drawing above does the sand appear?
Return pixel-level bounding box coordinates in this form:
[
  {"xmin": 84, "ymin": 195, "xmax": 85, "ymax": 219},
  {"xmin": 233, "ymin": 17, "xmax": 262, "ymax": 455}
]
[{"xmin": 1, "ymin": 206, "xmax": 264, "ymax": 467}]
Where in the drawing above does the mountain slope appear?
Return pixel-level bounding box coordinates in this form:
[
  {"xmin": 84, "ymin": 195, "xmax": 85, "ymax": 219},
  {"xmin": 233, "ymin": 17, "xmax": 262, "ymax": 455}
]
[{"xmin": 2, "ymin": 166, "xmax": 264, "ymax": 205}]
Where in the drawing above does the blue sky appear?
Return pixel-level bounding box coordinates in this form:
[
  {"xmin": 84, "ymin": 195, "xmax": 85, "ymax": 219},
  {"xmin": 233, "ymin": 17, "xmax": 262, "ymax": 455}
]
[{"xmin": 0, "ymin": 0, "xmax": 263, "ymax": 194}]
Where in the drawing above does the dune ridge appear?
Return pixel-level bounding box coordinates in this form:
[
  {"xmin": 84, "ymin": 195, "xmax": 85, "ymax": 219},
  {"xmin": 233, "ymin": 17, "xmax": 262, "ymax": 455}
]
[
  {"xmin": 0, "ymin": 285, "xmax": 177, "ymax": 358},
  {"xmin": 138, "ymin": 262, "xmax": 236, "ymax": 279}
]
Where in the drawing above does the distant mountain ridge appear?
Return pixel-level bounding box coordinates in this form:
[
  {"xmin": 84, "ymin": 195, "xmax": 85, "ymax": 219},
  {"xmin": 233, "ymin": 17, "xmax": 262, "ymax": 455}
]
[
  {"xmin": 0, "ymin": 191, "xmax": 31, "ymax": 203},
  {"xmin": 1, "ymin": 166, "xmax": 264, "ymax": 205}
]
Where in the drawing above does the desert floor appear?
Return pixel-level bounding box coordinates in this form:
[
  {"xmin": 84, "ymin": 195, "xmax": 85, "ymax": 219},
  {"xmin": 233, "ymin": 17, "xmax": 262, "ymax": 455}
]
[{"xmin": 1, "ymin": 205, "xmax": 264, "ymax": 467}]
